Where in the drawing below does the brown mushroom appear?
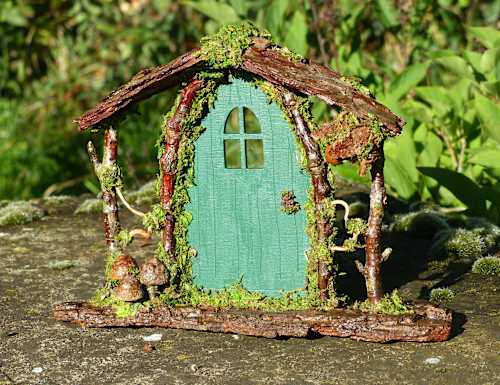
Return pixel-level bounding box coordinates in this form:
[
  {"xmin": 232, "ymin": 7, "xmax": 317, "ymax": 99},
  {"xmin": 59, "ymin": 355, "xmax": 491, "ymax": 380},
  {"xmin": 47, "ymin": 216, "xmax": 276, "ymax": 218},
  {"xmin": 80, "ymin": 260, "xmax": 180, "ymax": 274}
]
[
  {"xmin": 139, "ymin": 257, "xmax": 167, "ymax": 299},
  {"xmin": 113, "ymin": 276, "xmax": 144, "ymax": 302},
  {"xmin": 108, "ymin": 255, "xmax": 139, "ymax": 281}
]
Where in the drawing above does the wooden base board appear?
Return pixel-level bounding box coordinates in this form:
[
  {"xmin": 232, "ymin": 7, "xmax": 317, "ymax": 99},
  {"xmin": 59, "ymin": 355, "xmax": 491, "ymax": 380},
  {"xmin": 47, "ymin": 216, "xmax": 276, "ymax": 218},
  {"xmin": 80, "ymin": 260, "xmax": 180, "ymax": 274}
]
[{"xmin": 53, "ymin": 301, "xmax": 452, "ymax": 343}]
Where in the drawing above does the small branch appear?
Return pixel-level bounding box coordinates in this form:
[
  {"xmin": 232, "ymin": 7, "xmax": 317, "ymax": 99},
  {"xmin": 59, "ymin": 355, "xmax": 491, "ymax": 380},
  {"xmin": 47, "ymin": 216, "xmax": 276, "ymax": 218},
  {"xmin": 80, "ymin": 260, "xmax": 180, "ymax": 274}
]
[
  {"xmin": 116, "ymin": 188, "xmax": 145, "ymax": 217},
  {"xmin": 87, "ymin": 141, "xmax": 100, "ymax": 171},
  {"xmin": 101, "ymin": 126, "xmax": 121, "ymax": 254},
  {"xmin": 355, "ymin": 260, "xmax": 365, "ymax": 276},
  {"xmin": 308, "ymin": 0, "xmax": 329, "ymax": 67},
  {"xmin": 282, "ymin": 91, "xmax": 334, "ymax": 301},
  {"xmin": 436, "ymin": 129, "xmax": 458, "ymax": 170},
  {"xmin": 381, "ymin": 247, "xmax": 392, "ymax": 263},
  {"xmin": 364, "ymin": 147, "xmax": 386, "ymax": 304},
  {"xmin": 160, "ymin": 79, "xmax": 205, "ymax": 260},
  {"xmin": 43, "ymin": 175, "xmax": 85, "ymax": 198},
  {"xmin": 439, "ymin": 206, "xmax": 467, "ymax": 214},
  {"xmin": 457, "ymin": 136, "xmax": 466, "ymax": 173}
]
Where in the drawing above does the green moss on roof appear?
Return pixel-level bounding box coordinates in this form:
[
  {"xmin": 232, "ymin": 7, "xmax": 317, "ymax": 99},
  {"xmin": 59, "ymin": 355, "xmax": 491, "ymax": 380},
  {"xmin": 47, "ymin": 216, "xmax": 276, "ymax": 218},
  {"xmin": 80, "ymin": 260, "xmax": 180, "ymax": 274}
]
[{"xmin": 199, "ymin": 22, "xmax": 271, "ymax": 69}]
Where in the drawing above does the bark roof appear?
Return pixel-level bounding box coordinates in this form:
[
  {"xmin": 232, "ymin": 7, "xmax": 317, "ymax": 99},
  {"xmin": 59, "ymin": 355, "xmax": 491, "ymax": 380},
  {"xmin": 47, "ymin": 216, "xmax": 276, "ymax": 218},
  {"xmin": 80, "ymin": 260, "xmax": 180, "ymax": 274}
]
[{"xmin": 75, "ymin": 39, "xmax": 404, "ymax": 135}]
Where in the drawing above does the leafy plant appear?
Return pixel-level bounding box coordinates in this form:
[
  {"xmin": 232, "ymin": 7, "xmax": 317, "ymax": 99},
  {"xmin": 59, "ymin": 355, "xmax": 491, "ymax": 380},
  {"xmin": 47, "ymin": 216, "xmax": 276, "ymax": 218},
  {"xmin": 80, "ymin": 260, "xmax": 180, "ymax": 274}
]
[{"xmin": 0, "ymin": 0, "xmax": 498, "ymax": 227}]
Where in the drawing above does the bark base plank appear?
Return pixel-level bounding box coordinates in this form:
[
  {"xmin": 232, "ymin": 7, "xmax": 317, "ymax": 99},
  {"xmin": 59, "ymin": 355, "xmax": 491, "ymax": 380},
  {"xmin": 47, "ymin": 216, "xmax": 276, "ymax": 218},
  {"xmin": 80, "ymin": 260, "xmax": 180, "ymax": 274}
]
[{"xmin": 53, "ymin": 301, "xmax": 452, "ymax": 343}]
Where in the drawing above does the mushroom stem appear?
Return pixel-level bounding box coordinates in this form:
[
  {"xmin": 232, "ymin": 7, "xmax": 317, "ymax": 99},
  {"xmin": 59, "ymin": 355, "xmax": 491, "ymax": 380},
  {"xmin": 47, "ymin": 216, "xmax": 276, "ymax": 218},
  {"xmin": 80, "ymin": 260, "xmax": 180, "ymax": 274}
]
[{"xmin": 147, "ymin": 286, "xmax": 158, "ymax": 300}]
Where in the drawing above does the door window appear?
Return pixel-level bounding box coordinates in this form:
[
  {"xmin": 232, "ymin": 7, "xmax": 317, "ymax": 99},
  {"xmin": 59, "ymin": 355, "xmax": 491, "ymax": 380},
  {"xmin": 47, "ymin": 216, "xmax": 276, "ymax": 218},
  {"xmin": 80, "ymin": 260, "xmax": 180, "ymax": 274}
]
[{"xmin": 223, "ymin": 107, "xmax": 264, "ymax": 169}]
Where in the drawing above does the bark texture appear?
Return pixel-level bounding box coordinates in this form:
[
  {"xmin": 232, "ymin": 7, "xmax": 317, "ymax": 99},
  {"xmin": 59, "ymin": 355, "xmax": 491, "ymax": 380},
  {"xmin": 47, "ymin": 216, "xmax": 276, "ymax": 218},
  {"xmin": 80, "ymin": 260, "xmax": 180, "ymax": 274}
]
[
  {"xmin": 53, "ymin": 301, "xmax": 452, "ymax": 343},
  {"xmin": 159, "ymin": 79, "xmax": 205, "ymax": 260},
  {"xmin": 241, "ymin": 44, "xmax": 403, "ymax": 135},
  {"xmin": 361, "ymin": 149, "xmax": 386, "ymax": 303},
  {"xmin": 282, "ymin": 92, "xmax": 334, "ymax": 300},
  {"xmin": 87, "ymin": 127, "xmax": 121, "ymax": 253},
  {"xmin": 76, "ymin": 49, "xmax": 203, "ymax": 130},
  {"xmin": 75, "ymin": 41, "xmax": 403, "ymax": 135},
  {"xmin": 102, "ymin": 127, "xmax": 121, "ymax": 253}
]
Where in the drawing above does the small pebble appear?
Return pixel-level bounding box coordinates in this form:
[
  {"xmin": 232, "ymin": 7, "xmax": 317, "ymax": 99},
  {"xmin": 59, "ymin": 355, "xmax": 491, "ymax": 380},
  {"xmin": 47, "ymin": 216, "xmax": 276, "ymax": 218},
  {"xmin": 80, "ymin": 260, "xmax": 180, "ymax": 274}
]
[
  {"xmin": 232, "ymin": 334, "xmax": 240, "ymax": 340},
  {"xmin": 143, "ymin": 333, "xmax": 162, "ymax": 342},
  {"xmin": 190, "ymin": 364, "xmax": 198, "ymax": 372},
  {"xmin": 424, "ymin": 357, "xmax": 442, "ymax": 365},
  {"xmin": 32, "ymin": 367, "xmax": 43, "ymax": 374},
  {"xmin": 143, "ymin": 343, "xmax": 155, "ymax": 353}
]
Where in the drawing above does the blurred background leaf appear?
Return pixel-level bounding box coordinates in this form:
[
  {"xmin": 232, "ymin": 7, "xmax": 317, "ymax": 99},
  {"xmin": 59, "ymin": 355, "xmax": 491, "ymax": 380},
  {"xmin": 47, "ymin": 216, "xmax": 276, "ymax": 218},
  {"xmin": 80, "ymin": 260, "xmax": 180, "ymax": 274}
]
[{"xmin": 0, "ymin": 0, "xmax": 498, "ymax": 223}]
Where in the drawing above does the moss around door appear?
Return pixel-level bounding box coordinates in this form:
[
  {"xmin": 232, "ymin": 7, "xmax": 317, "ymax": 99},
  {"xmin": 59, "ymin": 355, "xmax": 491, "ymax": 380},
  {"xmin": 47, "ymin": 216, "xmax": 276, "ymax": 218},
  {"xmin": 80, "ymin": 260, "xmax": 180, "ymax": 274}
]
[{"xmin": 188, "ymin": 78, "xmax": 309, "ymax": 295}]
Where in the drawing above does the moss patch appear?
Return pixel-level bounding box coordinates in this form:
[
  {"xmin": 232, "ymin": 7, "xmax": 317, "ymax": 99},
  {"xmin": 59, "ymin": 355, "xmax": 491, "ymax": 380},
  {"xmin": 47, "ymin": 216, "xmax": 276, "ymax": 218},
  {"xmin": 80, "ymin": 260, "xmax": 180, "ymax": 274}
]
[
  {"xmin": 90, "ymin": 288, "xmax": 149, "ymax": 318},
  {"xmin": 391, "ymin": 210, "xmax": 450, "ymax": 238},
  {"xmin": 472, "ymin": 256, "xmax": 500, "ymax": 276},
  {"xmin": 199, "ymin": 22, "xmax": 270, "ymax": 69},
  {"xmin": 430, "ymin": 228, "xmax": 487, "ymax": 260},
  {"xmin": 159, "ymin": 281, "xmax": 329, "ymax": 311},
  {"xmin": 429, "ymin": 288, "xmax": 455, "ymax": 305},
  {"xmin": 353, "ymin": 290, "xmax": 411, "ymax": 315},
  {"xmin": 0, "ymin": 201, "xmax": 46, "ymax": 226},
  {"xmin": 96, "ymin": 163, "xmax": 123, "ymax": 191}
]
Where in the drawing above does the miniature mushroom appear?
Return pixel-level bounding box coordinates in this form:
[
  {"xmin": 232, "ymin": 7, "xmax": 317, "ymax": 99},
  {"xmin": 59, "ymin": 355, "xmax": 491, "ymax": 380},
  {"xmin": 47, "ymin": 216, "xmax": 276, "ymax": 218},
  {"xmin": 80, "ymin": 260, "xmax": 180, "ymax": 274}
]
[
  {"xmin": 113, "ymin": 276, "xmax": 144, "ymax": 302},
  {"xmin": 108, "ymin": 255, "xmax": 139, "ymax": 281},
  {"xmin": 139, "ymin": 257, "xmax": 167, "ymax": 299}
]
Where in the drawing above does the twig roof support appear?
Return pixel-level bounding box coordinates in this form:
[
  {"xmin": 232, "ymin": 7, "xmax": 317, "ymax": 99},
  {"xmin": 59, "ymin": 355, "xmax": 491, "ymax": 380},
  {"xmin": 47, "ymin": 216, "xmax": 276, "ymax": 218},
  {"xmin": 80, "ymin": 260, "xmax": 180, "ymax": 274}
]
[{"xmin": 75, "ymin": 39, "xmax": 404, "ymax": 134}]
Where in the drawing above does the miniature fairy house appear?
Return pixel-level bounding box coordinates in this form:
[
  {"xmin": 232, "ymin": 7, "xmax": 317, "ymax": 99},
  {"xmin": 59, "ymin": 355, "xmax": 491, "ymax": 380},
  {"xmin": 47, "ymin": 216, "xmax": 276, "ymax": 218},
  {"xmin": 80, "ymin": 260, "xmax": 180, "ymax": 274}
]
[{"xmin": 55, "ymin": 23, "xmax": 453, "ymax": 342}]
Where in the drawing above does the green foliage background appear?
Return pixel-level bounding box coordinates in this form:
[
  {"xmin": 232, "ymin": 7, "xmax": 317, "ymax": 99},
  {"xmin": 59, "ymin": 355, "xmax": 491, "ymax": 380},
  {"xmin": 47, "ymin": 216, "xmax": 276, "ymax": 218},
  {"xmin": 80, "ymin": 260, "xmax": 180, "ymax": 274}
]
[{"xmin": 1, "ymin": 0, "xmax": 499, "ymax": 221}]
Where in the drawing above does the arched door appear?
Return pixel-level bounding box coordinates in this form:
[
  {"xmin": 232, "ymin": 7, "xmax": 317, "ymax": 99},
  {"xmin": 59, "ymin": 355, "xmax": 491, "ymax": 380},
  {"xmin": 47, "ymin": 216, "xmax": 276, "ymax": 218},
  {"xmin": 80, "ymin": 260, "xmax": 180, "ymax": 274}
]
[{"xmin": 188, "ymin": 77, "xmax": 309, "ymax": 295}]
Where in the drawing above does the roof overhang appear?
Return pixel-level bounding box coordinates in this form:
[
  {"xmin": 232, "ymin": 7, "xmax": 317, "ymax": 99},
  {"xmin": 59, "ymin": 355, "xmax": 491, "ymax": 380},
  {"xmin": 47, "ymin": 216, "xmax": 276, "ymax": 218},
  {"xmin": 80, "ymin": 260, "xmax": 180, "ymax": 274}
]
[{"xmin": 75, "ymin": 39, "xmax": 404, "ymax": 135}]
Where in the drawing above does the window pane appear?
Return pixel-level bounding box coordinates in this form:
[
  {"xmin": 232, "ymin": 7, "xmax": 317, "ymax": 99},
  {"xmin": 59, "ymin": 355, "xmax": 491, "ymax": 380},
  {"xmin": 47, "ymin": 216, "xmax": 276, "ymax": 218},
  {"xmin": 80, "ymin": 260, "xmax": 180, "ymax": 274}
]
[
  {"xmin": 243, "ymin": 107, "xmax": 261, "ymax": 134},
  {"xmin": 224, "ymin": 107, "xmax": 240, "ymax": 134},
  {"xmin": 224, "ymin": 139, "xmax": 241, "ymax": 169},
  {"xmin": 245, "ymin": 139, "xmax": 264, "ymax": 169}
]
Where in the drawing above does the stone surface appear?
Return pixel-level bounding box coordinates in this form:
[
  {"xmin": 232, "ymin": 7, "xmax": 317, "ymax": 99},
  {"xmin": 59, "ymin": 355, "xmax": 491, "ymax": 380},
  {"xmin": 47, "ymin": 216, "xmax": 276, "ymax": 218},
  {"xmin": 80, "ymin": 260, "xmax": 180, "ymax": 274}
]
[{"xmin": 1, "ymin": 198, "xmax": 499, "ymax": 385}]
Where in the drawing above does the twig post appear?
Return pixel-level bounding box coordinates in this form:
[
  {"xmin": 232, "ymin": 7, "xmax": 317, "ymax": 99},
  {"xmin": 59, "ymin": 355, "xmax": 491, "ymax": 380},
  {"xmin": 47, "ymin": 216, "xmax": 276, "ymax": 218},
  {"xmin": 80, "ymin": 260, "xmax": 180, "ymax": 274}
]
[
  {"xmin": 159, "ymin": 78, "xmax": 205, "ymax": 260},
  {"xmin": 87, "ymin": 126, "xmax": 121, "ymax": 254},
  {"xmin": 282, "ymin": 92, "xmax": 334, "ymax": 301},
  {"xmin": 358, "ymin": 147, "xmax": 386, "ymax": 303}
]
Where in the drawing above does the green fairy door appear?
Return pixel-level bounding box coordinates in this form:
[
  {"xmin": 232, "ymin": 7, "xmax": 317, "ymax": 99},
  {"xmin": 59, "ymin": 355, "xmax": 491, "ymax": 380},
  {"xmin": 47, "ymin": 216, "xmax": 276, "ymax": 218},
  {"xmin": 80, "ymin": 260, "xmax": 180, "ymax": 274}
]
[{"xmin": 188, "ymin": 78, "xmax": 309, "ymax": 295}]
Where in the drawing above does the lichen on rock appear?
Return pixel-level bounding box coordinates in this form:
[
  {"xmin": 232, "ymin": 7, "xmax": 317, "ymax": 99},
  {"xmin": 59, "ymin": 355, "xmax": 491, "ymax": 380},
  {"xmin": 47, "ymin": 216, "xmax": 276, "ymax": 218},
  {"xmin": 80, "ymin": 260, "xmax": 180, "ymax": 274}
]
[{"xmin": 0, "ymin": 201, "xmax": 46, "ymax": 226}]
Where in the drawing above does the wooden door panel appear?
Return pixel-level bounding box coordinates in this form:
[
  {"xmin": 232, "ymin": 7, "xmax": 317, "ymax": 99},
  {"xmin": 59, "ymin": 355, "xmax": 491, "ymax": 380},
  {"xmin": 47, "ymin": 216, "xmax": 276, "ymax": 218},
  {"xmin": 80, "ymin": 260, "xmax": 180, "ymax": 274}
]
[{"xmin": 189, "ymin": 78, "xmax": 309, "ymax": 295}]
